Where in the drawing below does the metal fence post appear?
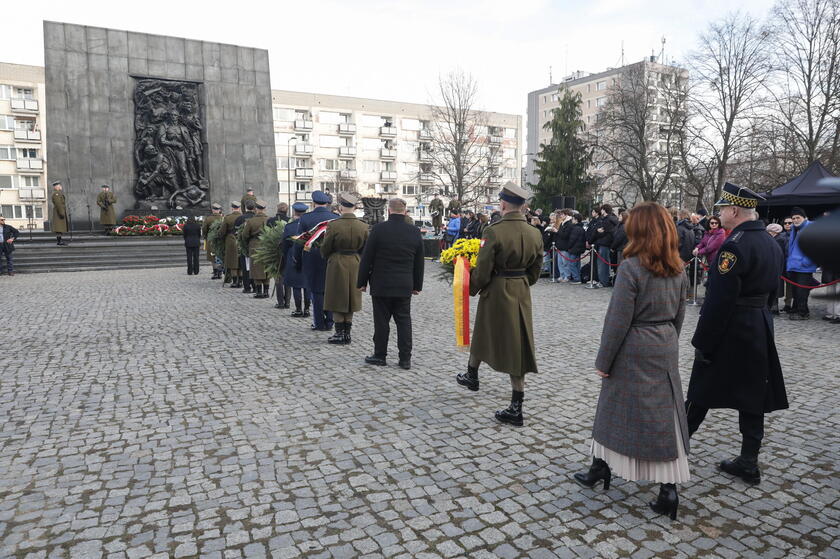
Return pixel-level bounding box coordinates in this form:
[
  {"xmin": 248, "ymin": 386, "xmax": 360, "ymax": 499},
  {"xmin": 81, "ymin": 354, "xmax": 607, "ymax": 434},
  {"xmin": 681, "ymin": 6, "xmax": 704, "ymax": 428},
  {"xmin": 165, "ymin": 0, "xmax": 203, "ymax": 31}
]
[
  {"xmin": 689, "ymin": 257, "xmax": 701, "ymax": 306},
  {"xmin": 550, "ymin": 242, "xmax": 556, "ymax": 282}
]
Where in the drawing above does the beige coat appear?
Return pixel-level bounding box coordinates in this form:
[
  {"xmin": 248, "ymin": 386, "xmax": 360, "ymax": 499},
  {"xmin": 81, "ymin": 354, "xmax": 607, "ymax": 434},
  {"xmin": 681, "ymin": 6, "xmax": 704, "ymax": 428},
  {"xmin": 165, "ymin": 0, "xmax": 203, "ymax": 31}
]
[
  {"xmin": 51, "ymin": 191, "xmax": 68, "ymax": 233},
  {"xmin": 242, "ymin": 214, "xmax": 269, "ymax": 280},
  {"xmin": 218, "ymin": 211, "xmax": 241, "ymax": 270},
  {"xmin": 202, "ymin": 214, "xmax": 222, "ymax": 261},
  {"xmin": 321, "ymin": 214, "xmax": 369, "ymax": 313},
  {"xmin": 96, "ymin": 191, "xmax": 117, "ymax": 225}
]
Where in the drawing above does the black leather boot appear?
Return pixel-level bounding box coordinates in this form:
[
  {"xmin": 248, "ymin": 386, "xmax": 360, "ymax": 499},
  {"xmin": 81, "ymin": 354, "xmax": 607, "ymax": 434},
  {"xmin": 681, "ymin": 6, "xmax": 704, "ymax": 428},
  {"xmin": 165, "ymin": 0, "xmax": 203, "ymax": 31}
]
[
  {"xmin": 456, "ymin": 365, "xmax": 479, "ymax": 391},
  {"xmin": 260, "ymin": 284, "xmax": 270, "ymax": 298},
  {"xmin": 573, "ymin": 457, "xmax": 611, "ymax": 490},
  {"xmin": 328, "ymin": 323, "xmax": 345, "ymax": 344},
  {"xmin": 495, "ymin": 390, "xmax": 524, "ymax": 426},
  {"xmin": 343, "ymin": 323, "xmax": 352, "ymax": 344},
  {"xmin": 253, "ymin": 284, "xmax": 263, "ymax": 298},
  {"xmin": 719, "ymin": 456, "xmax": 761, "ymax": 485},
  {"xmin": 649, "ymin": 483, "xmax": 679, "ymax": 520},
  {"xmin": 242, "ymin": 280, "xmax": 252, "ymax": 294}
]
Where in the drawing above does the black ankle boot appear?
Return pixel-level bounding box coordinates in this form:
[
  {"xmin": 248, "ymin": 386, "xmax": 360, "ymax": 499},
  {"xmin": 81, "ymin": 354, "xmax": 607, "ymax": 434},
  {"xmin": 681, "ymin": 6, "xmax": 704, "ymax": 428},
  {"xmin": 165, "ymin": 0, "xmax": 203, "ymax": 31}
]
[
  {"xmin": 456, "ymin": 365, "xmax": 479, "ymax": 391},
  {"xmin": 243, "ymin": 281, "xmax": 252, "ymax": 294},
  {"xmin": 260, "ymin": 284, "xmax": 270, "ymax": 298},
  {"xmin": 253, "ymin": 284, "xmax": 262, "ymax": 298},
  {"xmin": 343, "ymin": 323, "xmax": 352, "ymax": 344},
  {"xmin": 495, "ymin": 390, "xmax": 524, "ymax": 426},
  {"xmin": 573, "ymin": 457, "xmax": 612, "ymax": 489},
  {"xmin": 649, "ymin": 483, "xmax": 679, "ymax": 520},
  {"xmin": 328, "ymin": 323, "xmax": 345, "ymax": 344},
  {"xmin": 719, "ymin": 456, "xmax": 761, "ymax": 485}
]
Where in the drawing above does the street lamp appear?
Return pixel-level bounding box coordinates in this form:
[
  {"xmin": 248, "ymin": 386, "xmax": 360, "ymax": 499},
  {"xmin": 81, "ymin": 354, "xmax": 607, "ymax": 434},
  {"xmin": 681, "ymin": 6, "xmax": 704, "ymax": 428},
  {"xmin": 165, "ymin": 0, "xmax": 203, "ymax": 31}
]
[{"xmin": 286, "ymin": 136, "xmax": 298, "ymax": 207}]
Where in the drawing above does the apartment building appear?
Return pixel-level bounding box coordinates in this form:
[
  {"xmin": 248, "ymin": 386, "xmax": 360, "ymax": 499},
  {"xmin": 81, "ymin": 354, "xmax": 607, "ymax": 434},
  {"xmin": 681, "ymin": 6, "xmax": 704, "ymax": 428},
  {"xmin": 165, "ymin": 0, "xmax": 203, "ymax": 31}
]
[
  {"xmin": 0, "ymin": 63, "xmax": 47, "ymax": 231},
  {"xmin": 271, "ymin": 90, "xmax": 522, "ymax": 218},
  {"xmin": 526, "ymin": 59, "xmax": 687, "ymax": 207}
]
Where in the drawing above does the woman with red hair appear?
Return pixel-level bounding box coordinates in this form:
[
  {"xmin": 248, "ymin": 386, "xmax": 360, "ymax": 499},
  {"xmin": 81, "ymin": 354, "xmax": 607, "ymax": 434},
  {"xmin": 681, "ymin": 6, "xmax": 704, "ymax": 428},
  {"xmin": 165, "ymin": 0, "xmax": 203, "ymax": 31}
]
[{"xmin": 573, "ymin": 202, "xmax": 690, "ymax": 520}]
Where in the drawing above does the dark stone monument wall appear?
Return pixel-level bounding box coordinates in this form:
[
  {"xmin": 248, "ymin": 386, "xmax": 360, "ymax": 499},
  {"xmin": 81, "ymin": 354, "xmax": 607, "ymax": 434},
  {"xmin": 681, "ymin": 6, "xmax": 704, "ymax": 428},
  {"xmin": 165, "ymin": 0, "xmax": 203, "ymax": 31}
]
[{"xmin": 44, "ymin": 22, "xmax": 277, "ymax": 228}]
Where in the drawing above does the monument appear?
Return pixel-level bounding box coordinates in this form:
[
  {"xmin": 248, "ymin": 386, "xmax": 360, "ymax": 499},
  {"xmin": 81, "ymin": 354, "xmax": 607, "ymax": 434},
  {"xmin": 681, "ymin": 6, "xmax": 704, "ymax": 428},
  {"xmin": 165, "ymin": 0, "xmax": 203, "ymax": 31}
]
[{"xmin": 43, "ymin": 22, "xmax": 277, "ymax": 228}]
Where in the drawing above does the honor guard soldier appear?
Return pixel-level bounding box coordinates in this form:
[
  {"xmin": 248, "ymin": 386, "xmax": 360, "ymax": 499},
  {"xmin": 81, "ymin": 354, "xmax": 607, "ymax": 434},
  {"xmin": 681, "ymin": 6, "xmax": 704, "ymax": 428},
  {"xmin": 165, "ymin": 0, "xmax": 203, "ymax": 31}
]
[
  {"xmin": 284, "ymin": 202, "xmax": 311, "ymax": 317},
  {"xmin": 243, "ymin": 200, "xmax": 270, "ymax": 298},
  {"xmin": 294, "ymin": 191, "xmax": 338, "ymax": 330},
  {"xmin": 429, "ymin": 193, "xmax": 445, "ymax": 235},
  {"xmin": 235, "ymin": 201, "xmax": 256, "ymax": 293},
  {"xmin": 219, "ymin": 201, "xmax": 242, "ymax": 287},
  {"xmin": 50, "ymin": 181, "xmax": 68, "ymax": 246},
  {"xmin": 320, "ymin": 192, "xmax": 368, "ymax": 344},
  {"xmin": 240, "ymin": 188, "xmax": 257, "ymax": 212},
  {"xmin": 686, "ymin": 183, "xmax": 788, "ymax": 485},
  {"xmin": 456, "ymin": 182, "xmax": 544, "ymax": 426},
  {"xmin": 96, "ymin": 185, "xmax": 117, "ymax": 235},
  {"xmin": 202, "ymin": 203, "xmax": 224, "ymax": 279}
]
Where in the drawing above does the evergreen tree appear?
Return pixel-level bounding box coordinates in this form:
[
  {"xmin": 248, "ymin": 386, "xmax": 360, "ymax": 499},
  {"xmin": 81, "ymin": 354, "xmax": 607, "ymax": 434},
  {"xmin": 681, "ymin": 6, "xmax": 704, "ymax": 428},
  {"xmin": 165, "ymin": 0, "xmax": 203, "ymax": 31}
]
[{"xmin": 530, "ymin": 89, "xmax": 591, "ymax": 210}]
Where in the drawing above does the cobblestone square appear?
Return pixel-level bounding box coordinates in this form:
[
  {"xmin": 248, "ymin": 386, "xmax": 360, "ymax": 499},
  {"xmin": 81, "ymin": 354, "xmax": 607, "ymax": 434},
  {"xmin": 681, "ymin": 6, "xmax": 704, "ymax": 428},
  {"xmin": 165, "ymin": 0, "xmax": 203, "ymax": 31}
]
[{"xmin": 1, "ymin": 267, "xmax": 837, "ymax": 558}]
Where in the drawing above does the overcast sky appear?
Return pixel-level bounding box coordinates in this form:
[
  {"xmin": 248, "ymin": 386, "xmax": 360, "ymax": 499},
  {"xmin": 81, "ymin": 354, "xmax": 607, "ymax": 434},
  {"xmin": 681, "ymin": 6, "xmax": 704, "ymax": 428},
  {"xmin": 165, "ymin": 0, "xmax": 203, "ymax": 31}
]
[{"xmin": 3, "ymin": 0, "xmax": 776, "ymax": 118}]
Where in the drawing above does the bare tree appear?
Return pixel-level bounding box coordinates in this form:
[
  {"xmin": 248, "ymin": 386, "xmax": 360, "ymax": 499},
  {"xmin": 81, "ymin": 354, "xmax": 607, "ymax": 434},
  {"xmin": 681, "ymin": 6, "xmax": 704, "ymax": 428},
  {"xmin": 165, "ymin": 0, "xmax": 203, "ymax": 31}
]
[
  {"xmin": 767, "ymin": 0, "xmax": 840, "ymax": 171},
  {"xmin": 427, "ymin": 70, "xmax": 490, "ymax": 206},
  {"xmin": 591, "ymin": 61, "xmax": 688, "ymax": 205},
  {"xmin": 690, "ymin": 12, "xmax": 772, "ymax": 202}
]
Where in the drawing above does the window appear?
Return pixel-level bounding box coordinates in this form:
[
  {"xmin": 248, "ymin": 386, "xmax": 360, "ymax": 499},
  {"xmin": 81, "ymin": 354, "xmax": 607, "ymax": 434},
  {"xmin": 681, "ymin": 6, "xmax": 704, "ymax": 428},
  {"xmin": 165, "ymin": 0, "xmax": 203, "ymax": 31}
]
[
  {"xmin": 503, "ymin": 167, "xmax": 517, "ymax": 179},
  {"xmin": 319, "ymin": 182, "xmax": 336, "ymax": 191},
  {"xmin": 14, "ymin": 87, "xmax": 34, "ymax": 100},
  {"xmin": 0, "ymin": 85, "xmax": 11, "ymax": 99},
  {"xmin": 403, "ymin": 185, "xmax": 417, "ymax": 195},
  {"xmin": 597, "ymin": 81, "xmax": 607, "ymax": 91},
  {"xmin": 295, "ymin": 158, "xmax": 309, "ymax": 168},
  {"xmin": 277, "ymin": 157, "xmax": 290, "ymax": 170},
  {"xmin": 400, "ymin": 141, "xmax": 418, "ymax": 153},
  {"xmin": 361, "ymin": 114, "xmax": 386, "ymax": 128},
  {"xmin": 503, "ymin": 148, "xmax": 516, "ymax": 160},
  {"xmin": 295, "ymin": 109, "xmax": 311, "ymax": 119},
  {"xmin": 0, "ymin": 175, "xmax": 13, "ymax": 188},
  {"xmin": 596, "ymin": 97, "xmax": 607, "ymax": 107},
  {"xmin": 273, "ymin": 108, "xmax": 295, "ymax": 122},
  {"xmin": 24, "ymin": 205, "xmax": 43, "ymax": 219},
  {"xmin": 340, "ymin": 113, "xmax": 352, "ymax": 123},
  {"xmin": 363, "ymin": 160, "xmax": 381, "ymax": 173},
  {"xmin": 319, "ymin": 135, "xmax": 342, "ymax": 148},
  {"xmin": 401, "ymin": 162, "xmax": 418, "ymax": 174},
  {"xmin": 0, "ymin": 116, "xmax": 14, "ymax": 130},
  {"xmin": 15, "ymin": 119, "xmax": 35, "ymax": 131},
  {"xmin": 504, "ymin": 128, "xmax": 516, "ymax": 139},
  {"xmin": 274, "ymin": 132, "xmax": 296, "ymax": 145},
  {"xmin": 1, "ymin": 204, "xmax": 13, "ymax": 217},
  {"xmin": 319, "ymin": 159, "xmax": 339, "ymax": 171},
  {"xmin": 296, "ymin": 182, "xmax": 308, "ymax": 191},
  {"xmin": 383, "ymin": 161, "xmax": 395, "ymax": 171},
  {"xmin": 339, "ymin": 160, "xmax": 355, "ymax": 170},
  {"xmin": 0, "ymin": 146, "xmax": 15, "ymax": 160},
  {"xmin": 22, "ymin": 176, "xmax": 39, "ymax": 186},
  {"xmin": 18, "ymin": 148, "xmax": 38, "ymax": 159},
  {"xmin": 319, "ymin": 111, "xmax": 341, "ymax": 125}
]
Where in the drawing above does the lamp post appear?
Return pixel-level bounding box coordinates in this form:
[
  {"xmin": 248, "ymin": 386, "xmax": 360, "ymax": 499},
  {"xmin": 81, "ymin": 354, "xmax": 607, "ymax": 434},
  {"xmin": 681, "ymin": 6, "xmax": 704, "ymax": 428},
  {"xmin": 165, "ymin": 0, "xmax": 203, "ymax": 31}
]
[{"xmin": 286, "ymin": 136, "xmax": 298, "ymax": 207}]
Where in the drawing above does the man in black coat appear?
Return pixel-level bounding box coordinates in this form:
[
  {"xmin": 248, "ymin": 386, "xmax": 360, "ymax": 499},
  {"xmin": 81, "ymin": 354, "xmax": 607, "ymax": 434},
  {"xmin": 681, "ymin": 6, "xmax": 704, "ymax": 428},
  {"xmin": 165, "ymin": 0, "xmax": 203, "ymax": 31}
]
[
  {"xmin": 182, "ymin": 216, "xmax": 202, "ymax": 275},
  {"xmin": 0, "ymin": 215, "xmax": 19, "ymax": 276},
  {"xmin": 686, "ymin": 183, "xmax": 788, "ymax": 486},
  {"xmin": 357, "ymin": 197, "xmax": 424, "ymax": 370}
]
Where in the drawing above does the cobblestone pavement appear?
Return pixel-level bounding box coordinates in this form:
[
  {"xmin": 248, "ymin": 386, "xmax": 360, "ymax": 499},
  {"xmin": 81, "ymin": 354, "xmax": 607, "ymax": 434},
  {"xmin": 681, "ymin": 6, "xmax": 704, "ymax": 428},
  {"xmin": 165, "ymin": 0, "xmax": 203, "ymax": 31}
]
[{"xmin": 1, "ymin": 267, "xmax": 838, "ymax": 559}]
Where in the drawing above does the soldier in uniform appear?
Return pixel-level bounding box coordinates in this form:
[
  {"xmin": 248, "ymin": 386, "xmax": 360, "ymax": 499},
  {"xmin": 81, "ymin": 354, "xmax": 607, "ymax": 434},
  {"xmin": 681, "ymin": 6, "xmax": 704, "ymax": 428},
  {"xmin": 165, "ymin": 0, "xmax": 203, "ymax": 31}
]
[
  {"xmin": 235, "ymin": 201, "xmax": 256, "ymax": 294},
  {"xmin": 429, "ymin": 193, "xmax": 445, "ymax": 235},
  {"xmin": 294, "ymin": 191, "xmax": 338, "ymax": 330},
  {"xmin": 447, "ymin": 197, "xmax": 461, "ymax": 219},
  {"xmin": 96, "ymin": 185, "xmax": 117, "ymax": 235},
  {"xmin": 202, "ymin": 203, "xmax": 224, "ymax": 279},
  {"xmin": 456, "ymin": 182, "xmax": 544, "ymax": 426},
  {"xmin": 219, "ymin": 201, "xmax": 242, "ymax": 287},
  {"xmin": 320, "ymin": 193, "xmax": 369, "ymax": 344},
  {"xmin": 284, "ymin": 202, "xmax": 310, "ymax": 317},
  {"xmin": 268, "ymin": 203, "xmax": 290, "ymax": 308},
  {"xmin": 243, "ymin": 200, "xmax": 270, "ymax": 299},
  {"xmin": 50, "ymin": 181, "xmax": 68, "ymax": 246},
  {"xmin": 240, "ymin": 188, "xmax": 257, "ymax": 212},
  {"xmin": 686, "ymin": 183, "xmax": 788, "ymax": 485}
]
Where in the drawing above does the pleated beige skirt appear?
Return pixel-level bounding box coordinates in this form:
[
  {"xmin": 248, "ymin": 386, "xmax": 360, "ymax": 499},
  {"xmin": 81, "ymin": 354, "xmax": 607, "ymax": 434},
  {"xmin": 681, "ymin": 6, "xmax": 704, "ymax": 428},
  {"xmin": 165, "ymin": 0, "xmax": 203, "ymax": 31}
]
[{"xmin": 590, "ymin": 405, "xmax": 691, "ymax": 484}]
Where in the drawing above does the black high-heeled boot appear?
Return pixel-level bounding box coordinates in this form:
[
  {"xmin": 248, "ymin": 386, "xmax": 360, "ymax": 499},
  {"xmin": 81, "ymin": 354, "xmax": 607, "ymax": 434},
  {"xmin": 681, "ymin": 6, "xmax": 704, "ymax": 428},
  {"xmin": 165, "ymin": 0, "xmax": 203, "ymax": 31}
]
[
  {"xmin": 573, "ymin": 457, "xmax": 611, "ymax": 490},
  {"xmin": 456, "ymin": 365, "xmax": 479, "ymax": 391},
  {"xmin": 649, "ymin": 483, "xmax": 679, "ymax": 520}
]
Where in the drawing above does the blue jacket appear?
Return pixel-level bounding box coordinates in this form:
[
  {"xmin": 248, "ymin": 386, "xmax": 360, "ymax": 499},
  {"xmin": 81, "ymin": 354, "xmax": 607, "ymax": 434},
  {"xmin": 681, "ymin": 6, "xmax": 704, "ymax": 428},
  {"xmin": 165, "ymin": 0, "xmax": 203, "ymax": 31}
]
[
  {"xmin": 446, "ymin": 217, "xmax": 461, "ymax": 240},
  {"xmin": 293, "ymin": 206, "xmax": 337, "ymax": 293},
  {"xmin": 786, "ymin": 220, "xmax": 817, "ymax": 273}
]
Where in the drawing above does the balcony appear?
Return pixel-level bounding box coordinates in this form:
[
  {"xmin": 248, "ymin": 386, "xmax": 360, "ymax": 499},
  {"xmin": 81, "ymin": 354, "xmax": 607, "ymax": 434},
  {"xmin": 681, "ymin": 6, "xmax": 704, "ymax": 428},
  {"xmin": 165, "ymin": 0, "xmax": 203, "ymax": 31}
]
[
  {"xmin": 418, "ymin": 128, "xmax": 433, "ymax": 140},
  {"xmin": 338, "ymin": 123, "xmax": 356, "ymax": 135},
  {"xmin": 379, "ymin": 126, "xmax": 396, "ymax": 137},
  {"xmin": 13, "ymin": 130, "xmax": 41, "ymax": 142},
  {"xmin": 380, "ymin": 148, "xmax": 397, "ymax": 159},
  {"xmin": 10, "ymin": 98, "xmax": 39, "ymax": 112},
  {"xmin": 418, "ymin": 150, "xmax": 433, "ymax": 162},
  {"xmin": 17, "ymin": 159, "xmax": 43, "ymax": 171},
  {"xmin": 294, "ymin": 143, "xmax": 314, "ymax": 156},
  {"xmin": 294, "ymin": 168, "xmax": 314, "ymax": 179},
  {"xmin": 294, "ymin": 119, "xmax": 313, "ymax": 131},
  {"xmin": 339, "ymin": 169, "xmax": 357, "ymax": 180},
  {"xmin": 489, "ymin": 135, "xmax": 503, "ymax": 144},
  {"xmin": 338, "ymin": 146, "xmax": 356, "ymax": 159},
  {"xmin": 419, "ymin": 173, "xmax": 434, "ymax": 184},
  {"xmin": 489, "ymin": 175, "xmax": 502, "ymax": 185},
  {"xmin": 18, "ymin": 187, "xmax": 47, "ymax": 200},
  {"xmin": 380, "ymin": 171, "xmax": 397, "ymax": 182}
]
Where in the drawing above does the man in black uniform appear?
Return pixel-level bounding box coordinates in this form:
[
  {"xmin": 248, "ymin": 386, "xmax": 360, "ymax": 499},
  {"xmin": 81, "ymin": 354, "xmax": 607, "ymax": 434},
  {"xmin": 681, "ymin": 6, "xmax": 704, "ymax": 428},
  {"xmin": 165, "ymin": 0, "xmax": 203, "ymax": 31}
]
[
  {"xmin": 686, "ymin": 183, "xmax": 788, "ymax": 485},
  {"xmin": 235, "ymin": 201, "xmax": 256, "ymax": 294}
]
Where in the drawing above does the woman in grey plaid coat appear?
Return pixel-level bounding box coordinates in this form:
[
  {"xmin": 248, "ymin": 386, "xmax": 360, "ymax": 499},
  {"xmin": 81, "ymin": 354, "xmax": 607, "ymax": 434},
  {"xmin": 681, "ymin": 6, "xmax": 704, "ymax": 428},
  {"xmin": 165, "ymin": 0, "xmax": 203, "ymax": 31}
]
[{"xmin": 573, "ymin": 202, "xmax": 690, "ymax": 521}]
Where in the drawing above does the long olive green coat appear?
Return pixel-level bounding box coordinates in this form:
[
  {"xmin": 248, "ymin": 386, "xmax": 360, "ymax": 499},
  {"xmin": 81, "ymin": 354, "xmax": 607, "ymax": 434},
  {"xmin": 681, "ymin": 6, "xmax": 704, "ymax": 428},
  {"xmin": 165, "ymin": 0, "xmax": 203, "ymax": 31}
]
[
  {"xmin": 218, "ymin": 211, "xmax": 241, "ymax": 270},
  {"xmin": 243, "ymin": 214, "xmax": 269, "ymax": 280},
  {"xmin": 96, "ymin": 191, "xmax": 117, "ymax": 225},
  {"xmin": 469, "ymin": 212, "xmax": 543, "ymax": 376},
  {"xmin": 51, "ymin": 191, "xmax": 68, "ymax": 233},
  {"xmin": 202, "ymin": 214, "xmax": 222, "ymax": 261},
  {"xmin": 429, "ymin": 198, "xmax": 444, "ymax": 227},
  {"xmin": 321, "ymin": 214, "xmax": 369, "ymax": 313},
  {"xmin": 240, "ymin": 194, "xmax": 257, "ymax": 210}
]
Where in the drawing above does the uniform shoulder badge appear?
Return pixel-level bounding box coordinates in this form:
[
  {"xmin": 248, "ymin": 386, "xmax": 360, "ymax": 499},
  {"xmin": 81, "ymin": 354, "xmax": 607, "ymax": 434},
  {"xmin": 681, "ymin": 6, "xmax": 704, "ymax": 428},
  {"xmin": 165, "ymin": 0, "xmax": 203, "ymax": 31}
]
[
  {"xmin": 718, "ymin": 250, "xmax": 737, "ymax": 274},
  {"xmin": 728, "ymin": 231, "xmax": 744, "ymax": 243}
]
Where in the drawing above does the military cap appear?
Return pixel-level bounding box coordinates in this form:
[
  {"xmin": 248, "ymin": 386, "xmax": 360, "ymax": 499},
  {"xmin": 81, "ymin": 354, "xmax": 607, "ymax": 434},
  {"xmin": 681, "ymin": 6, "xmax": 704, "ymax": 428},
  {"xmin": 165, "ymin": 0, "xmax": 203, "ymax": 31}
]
[
  {"xmin": 498, "ymin": 181, "xmax": 533, "ymax": 205},
  {"xmin": 51, "ymin": 180, "xmax": 62, "ymax": 186},
  {"xmin": 292, "ymin": 202, "xmax": 308, "ymax": 213},
  {"xmin": 255, "ymin": 199, "xmax": 267, "ymax": 209},
  {"xmin": 311, "ymin": 190, "xmax": 332, "ymax": 204},
  {"xmin": 231, "ymin": 200, "xmax": 241, "ymax": 208},
  {"xmin": 714, "ymin": 182, "xmax": 764, "ymax": 209},
  {"xmin": 338, "ymin": 192, "xmax": 359, "ymax": 208},
  {"xmin": 100, "ymin": 184, "xmax": 110, "ymax": 189},
  {"xmin": 246, "ymin": 188, "xmax": 255, "ymax": 193},
  {"xmin": 211, "ymin": 202, "xmax": 222, "ymax": 210}
]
